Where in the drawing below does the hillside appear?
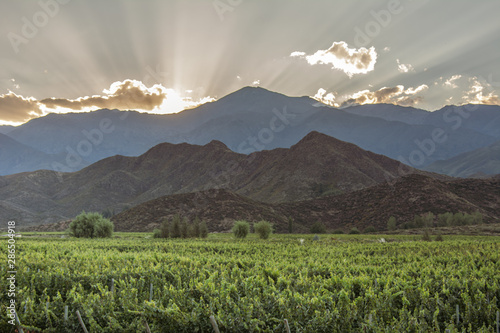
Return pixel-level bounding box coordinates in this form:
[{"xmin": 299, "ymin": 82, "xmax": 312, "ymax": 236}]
[
  {"xmin": 106, "ymin": 174, "xmax": 500, "ymax": 233},
  {"xmin": 1, "ymin": 131, "xmax": 435, "ymax": 226},
  {"xmin": 424, "ymin": 140, "xmax": 500, "ymax": 177}
]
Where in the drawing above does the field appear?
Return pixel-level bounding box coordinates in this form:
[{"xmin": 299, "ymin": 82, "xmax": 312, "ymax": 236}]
[{"xmin": 2, "ymin": 233, "xmax": 500, "ymax": 332}]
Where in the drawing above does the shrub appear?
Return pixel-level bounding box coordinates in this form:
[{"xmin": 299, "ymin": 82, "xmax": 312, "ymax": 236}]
[
  {"xmin": 152, "ymin": 229, "xmax": 162, "ymax": 238},
  {"xmin": 349, "ymin": 227, "xmax": 360, "ymax": 235},
  {"xmin": 331, "ymin": 229, "xmax": 344, "ymax": 234},
  {"xmin": 192, "ymin": 216, "xmax": 201, "ymax": 238},
  {"xmin": 68, "ymin": 211, "xmax": 114, "ymax": 238},
  {"xmin": 422, "ymin": 230, "xmax": 432, "ymax": 242},
  {"xmin": 170, "ymin": 214, "xmax": 181, "ymax": 238},
  {"xmin": 180, "ymin": 218, "xmax": 188, "ymax": 238},
  {"xmin": 254, "ymin": 221, "xmax": 272, "ymax": 239},
  {"xmin": 288, "ymin": 217, "xmax": 293, "ymax": 234},
  {"xmin": 363, "ymin": 226, "xmax": 377, "ymax": 233},
  {"xmin": 200, "ymin": 220, "xmax": 209, "ymax": 238},
  {"xmin": 435, "ymin": 233, "xmax": 444, "ymax": 242},
  {"xmin": 310, "ymin": 221, "xmax": 326, "ymax": 234},
  {"xmin": 387, "ymin": 216, "xmax": 397, "ymax": 231},
  {"xmin": 232, "ymin": 221, "xmax": 250, "ymax": 239}
]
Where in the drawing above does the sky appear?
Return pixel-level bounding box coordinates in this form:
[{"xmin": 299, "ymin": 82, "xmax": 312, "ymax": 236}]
[{"xmin": 1, "ymin": 0, "xmax": 500, "ymax": 125}]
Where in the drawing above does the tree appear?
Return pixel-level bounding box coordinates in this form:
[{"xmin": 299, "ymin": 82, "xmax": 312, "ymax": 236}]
[
  {"xmin": 232, "ymin": 221, "xmax": 250, "ymax": 239},
  {"xmin": 180, "ymin": 218, "xmax": 188, "ymax": 238},
  {"xmin": 349, "ymin": 227, "xmax": 360, "ymax": 234},
  {"xmin": 471, "ymin": 211, "xmax": 483, "ymax": 225},
  {"xmin": 288, "ymin": 216, "xmax": 293, "ymax": 234},
  {"xmin": 192, "ymin": 216, "xmax": 201, "ymax": 238},
  {"xmin": 68, "ymin": 211, "xmax": 114, "ymax": 238},
  {"xmin": 310, "ymin": 221, "xmax": 326, "ymax": 234},
  {"xmin": 387, "ymin": 216, "xmax": 397, "ymax": 231},
  {"xmin": 170, "ymin": 214, "xmax": 181, "ymax": 238},
  {"xmin": 199, "ymin": 220, "xmax": 209, "ymax": 238},
  {"xmin": 254, "ymin": 221, "xmax": 273, "ymax": 239},
  {"xmin": 363, "ymin": 226, "xmax": 376, "ymax": 233}
]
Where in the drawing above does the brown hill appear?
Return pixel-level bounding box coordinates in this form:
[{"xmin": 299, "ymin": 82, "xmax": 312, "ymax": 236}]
[
  {"xmin": 106, "ymin": 174, "xmax": 499, "ymax": 233},
  {"xmin": 1, "ymin": 131, "xmax": 436, "ymax": 226}
]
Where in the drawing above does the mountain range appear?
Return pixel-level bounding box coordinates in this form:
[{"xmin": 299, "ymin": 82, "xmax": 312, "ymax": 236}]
[
  {"xmin": 2, "ymin": 87, "xmax": 500, "ymax": 176},
  {"xmin": 2, "ymin": 131, "xmax": 439, "ymax": 226}
]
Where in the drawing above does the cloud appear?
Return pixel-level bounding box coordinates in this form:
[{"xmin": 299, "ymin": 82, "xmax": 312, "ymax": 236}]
[
  {"xmin": 291, "ymin": 41, "xmax": 377, "ymax": 77},
  {"xmin": 40, "ymin": 79, "xmax": 167, "ymax": 111},
  {"xmin": 313, "ymin": 84, "xmax": 428, "ymax": 108},
  {"xmin": 444, "ymin": 75, "xmax": 462, "ymax": 88},
  {"xmin": 463, "ymin": 77, "xmax": 500, "ymax": 105},
  {"xmin": 0, "ymin": 80, "xmax": 216, "ymax": 124},
  {"xmin": 0, "ymin": 91, "xmax": 42, "ymax": 123},
  {"xmin": 397, "ymin": 59, "xmax": 415, "ymax": 73}
]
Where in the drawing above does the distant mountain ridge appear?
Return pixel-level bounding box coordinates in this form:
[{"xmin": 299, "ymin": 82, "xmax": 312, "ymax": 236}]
[
  {"xmin": 425, "ymin": 139, "xmax": 500, "ymax": 177},
  {"xmin": 2, "ymin": 87, "xmax": 499, "ymax": 175},
  {"xmin": 0, "ymin": 131, "xmax": 439, "ymax": 226}
]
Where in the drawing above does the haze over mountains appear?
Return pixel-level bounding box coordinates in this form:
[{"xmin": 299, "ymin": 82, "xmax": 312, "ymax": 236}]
[
  {"xmin": 1, "ymin": 131, "xmax": 436, "ymax": 225},
  {"xmin": 2, "ymin": 87, "xmax": 500, "ymax": 176}
]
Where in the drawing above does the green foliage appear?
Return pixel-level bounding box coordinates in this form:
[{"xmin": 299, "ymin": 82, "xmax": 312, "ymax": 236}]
[
  {"xmin": 349, "ymin": 227, "xmax": 360, "ymax": 234},
  {"xmin": 387, "ymin": 216, "xmax": 397, "ymax": 231},
  {"xmin": 3, "ymin": 235, "xmax": 500, "ymax": 332},
  {"xmin": 170, "ymin": 214, "xmax": 181, "ymax": 238},
  {"xmin": 331, "ymin": 229, "xmax": 344, "ymax": 234},
  {"xmin": 363, "ymin": 226, "xmax": 376, "ymax": 233},
  {"xmin": 288, "ymin": 216, "xmax": 293, "ymax": 234},
  {"xmin": 192, "ymin": 216, "xmax": 201, "ymax": 238},
  {"xmin": 310, "ymin": 221, "xmax": 326, "ymax": 234},
  {"xmin": 232, "ymin": 220, "xmax": 250, "ymax": 239},
  {"xmin": 152, "ymin": 228, "xmax": 162, "ymax": 238},
  {"xmin": 180, "ymin": 218, "xmax": 188, "ymax": 239},
  {"xmin": 68, "ymin": 211, "xmax": 114, "ymax": 238},
  {"xmin": 435, "ymin": 233, "xmax": 444, "ymax": 242},
  {"xmin": 422, "ymin": 229, "xmax": 432, "ymax": 241},
  {"xmin": 254, "ymin": 221, "xmax": 272, "ymax": 239},
  {"xmin": 199, "ymin": 220, "xmax": 208, "ymax": 238}
]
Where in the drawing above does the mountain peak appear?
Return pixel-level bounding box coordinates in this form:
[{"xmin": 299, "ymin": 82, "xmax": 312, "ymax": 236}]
[{"xmin": 204, "ymin": 140, "xmax": 230, "ymax": 151}]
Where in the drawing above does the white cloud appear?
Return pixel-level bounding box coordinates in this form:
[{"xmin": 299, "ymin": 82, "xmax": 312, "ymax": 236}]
[
  {"xmin": 462, "ymin": 77, "xmax": 500, "ymax": 105},
  {"xmin": 291, "ymin": 41, "xmax": 377, "ymax": 77},
  {"xmin": 444, "ymin": 75, "xmax": 462, "ymax": 88},
  {"xmin": 313, "ymin": 84, "xmax": 428, "ymax": 108},
  {"xmin": 397, "ymin": 59, "xmax": 415, "ymax": 73}
]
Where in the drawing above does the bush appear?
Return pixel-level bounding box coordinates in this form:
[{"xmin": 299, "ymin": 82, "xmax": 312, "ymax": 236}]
[
  {"xmin": 152, "ymin": 229, "xmax": 162, "ymax": 238},
  {"xmin": 310, "ymin": 221, "xmax": 326, "ymax": 234},
  {"xmin": 387, "ymin": 216, "xmax": 397, "ymax": 231},
  {"xmin": 435, "ymin": 233, "xmax": 444, "ymax": 242},
  {"xmin": 349, "ymin": 227, "xmax": 360, "ymax": 235},
  {"xmin": 192, "ymin": 216, "xmax": 201, "ymax": 238},
  {"xmin": 232, "ymin": 221, "xmax": 250, "ymax": 239},
  {"xmin": 331, "ymin": 229, "xmax": 344, "ymax": 234},
  {"xmin": 200, "ymin": 220, "xmax": 209, "ymax": 238},
  {"xmin": 422, "ymin": 230, "xmax": 432, "ymax": 242},
  {"xmin": 363, "ymin": 226, "xmax": 377, "ymax": 233},
  {"xmin": 254, "ymin": 221, "xmax": 272, "ymax": 239},
  {"xmin": 68, "ymin": 211, "xmax": 114, "ymax": 238},
  {"xmin": 170, "ymin": 214, "xmax": 181, "ymax": 238}
]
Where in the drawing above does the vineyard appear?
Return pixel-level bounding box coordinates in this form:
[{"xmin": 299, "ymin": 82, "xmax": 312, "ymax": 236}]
[{"xmin": 1, "ymin": 234, "xmax": 500, "ymax": 332}]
